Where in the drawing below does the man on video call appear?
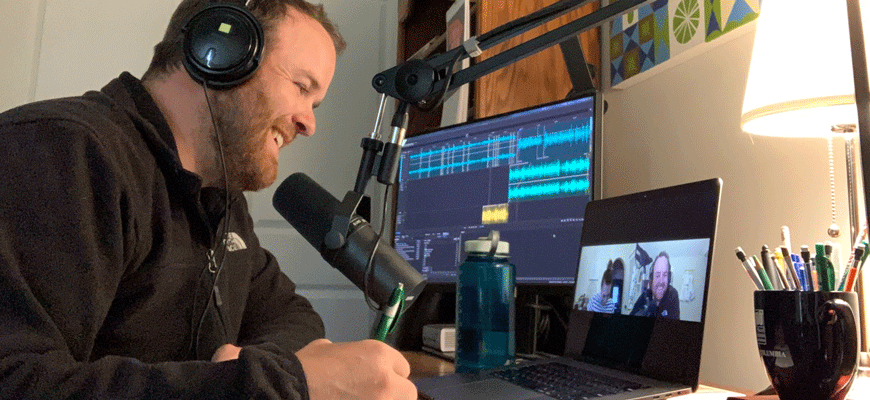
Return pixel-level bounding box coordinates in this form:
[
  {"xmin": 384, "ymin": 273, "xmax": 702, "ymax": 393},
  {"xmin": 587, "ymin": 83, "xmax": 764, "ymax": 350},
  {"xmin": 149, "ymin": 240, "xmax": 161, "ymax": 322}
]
[
  {"xmin": 630, "ymin": 251, "xmax": 681, "ymax": 319},
  {"xmin": 0, "ymin": 0, "xmax": 417, "ymax": 398}
]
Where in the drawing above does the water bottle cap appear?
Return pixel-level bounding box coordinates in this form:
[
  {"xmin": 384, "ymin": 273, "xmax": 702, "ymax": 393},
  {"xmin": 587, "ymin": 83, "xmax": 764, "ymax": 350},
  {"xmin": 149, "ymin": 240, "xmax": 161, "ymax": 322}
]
[{"xmin": 464, "ymin": 230, "xmax": 509, "ymax": 255}]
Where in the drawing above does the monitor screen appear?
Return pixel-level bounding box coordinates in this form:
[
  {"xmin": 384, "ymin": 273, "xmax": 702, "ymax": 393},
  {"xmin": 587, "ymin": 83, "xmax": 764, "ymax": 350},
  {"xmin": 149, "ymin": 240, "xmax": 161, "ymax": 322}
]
[{"xmin": 393, "ymin": 93, "xmax": 599, "ymax": 284}]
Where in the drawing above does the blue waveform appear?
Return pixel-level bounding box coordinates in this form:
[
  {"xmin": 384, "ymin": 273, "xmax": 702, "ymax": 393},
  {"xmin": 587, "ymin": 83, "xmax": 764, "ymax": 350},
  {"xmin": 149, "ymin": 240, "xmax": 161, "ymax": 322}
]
[
  {"xmin": 517, "ymin": 119, "xmax": 592, "ymax": 150},
  {"xmin": 409, "ymin": 153, "xmax": 515, "ymax": 176},
  {"xmin": 409, "ymin": 135, "xmax": 514, "ymax": 160},
  {"xmin": 508, "ymin": 178, "xmax": 590, "ymax": 201},
  {"xmin": 509, "ymin": 158, "xmax": 590, "ymax": 182}
]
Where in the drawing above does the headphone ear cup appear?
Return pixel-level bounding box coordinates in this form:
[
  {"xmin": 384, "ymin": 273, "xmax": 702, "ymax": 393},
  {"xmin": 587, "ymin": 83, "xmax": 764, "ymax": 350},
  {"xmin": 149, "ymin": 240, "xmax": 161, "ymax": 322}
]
[{"xmin": 182, "ymin": 4, "xmax": 264, "ymax": 89}]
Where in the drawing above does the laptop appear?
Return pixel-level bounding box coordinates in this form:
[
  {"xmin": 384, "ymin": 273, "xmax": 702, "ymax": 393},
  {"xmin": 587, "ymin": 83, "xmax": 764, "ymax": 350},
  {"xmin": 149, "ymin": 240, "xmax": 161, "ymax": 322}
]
[{"xmin": 415, "ymin": 178, "xmax": 723, "ymax": 400}]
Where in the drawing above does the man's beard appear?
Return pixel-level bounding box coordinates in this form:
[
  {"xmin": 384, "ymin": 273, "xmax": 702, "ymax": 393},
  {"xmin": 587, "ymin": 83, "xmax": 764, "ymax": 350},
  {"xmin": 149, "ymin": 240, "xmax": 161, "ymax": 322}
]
[
  {"xmin": 204, "ymin": 83, "xmax": 278, "ymax": 192},
  {"xmin": 653, "ymin": 282, "xmax": 666, "ymax": 303}
]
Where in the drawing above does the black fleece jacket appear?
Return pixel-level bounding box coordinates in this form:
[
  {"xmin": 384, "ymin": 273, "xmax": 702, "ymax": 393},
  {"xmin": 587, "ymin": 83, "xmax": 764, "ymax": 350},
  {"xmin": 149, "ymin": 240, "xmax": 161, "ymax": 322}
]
[{"xmin": 0, "ymin": 73, "xmax": 324, "ymax": 399}]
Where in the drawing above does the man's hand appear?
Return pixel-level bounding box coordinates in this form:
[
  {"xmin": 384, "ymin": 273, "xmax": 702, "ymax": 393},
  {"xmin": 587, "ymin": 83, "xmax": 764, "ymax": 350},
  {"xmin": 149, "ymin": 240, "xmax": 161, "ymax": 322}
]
[
  {"xmin": 296, "ymin": 338, "xmax": 417, "ymax": 400},
  {"xmin": 212, "ymin": 343, "xmax": 242, "ymax": 363}
]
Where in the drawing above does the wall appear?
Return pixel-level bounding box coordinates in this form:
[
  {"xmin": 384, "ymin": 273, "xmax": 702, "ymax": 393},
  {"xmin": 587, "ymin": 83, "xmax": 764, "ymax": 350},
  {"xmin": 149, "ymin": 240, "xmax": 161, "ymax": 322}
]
[
  {"xmin": 601, "ymin": 29, "xmax": 855, "ymax": 392},
  {"xmin": 0, "ymin": 0, "xmax": 397, "ymax": 343},
  {"xmin": 2, "ymin": 0, "xmax": 861, "ymax": 393}
]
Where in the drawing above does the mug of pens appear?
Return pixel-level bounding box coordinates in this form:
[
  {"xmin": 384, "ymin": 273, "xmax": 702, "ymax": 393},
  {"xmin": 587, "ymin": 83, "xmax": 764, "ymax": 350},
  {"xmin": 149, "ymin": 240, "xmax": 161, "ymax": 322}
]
[{"xmin": 737, "ymin": 243, "xmax": 862, "ymax": 400}]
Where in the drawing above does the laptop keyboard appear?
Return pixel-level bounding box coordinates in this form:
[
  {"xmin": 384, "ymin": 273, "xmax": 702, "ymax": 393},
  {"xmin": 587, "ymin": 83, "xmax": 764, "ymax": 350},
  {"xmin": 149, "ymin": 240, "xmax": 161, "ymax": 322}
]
[{"xmin": 492, "ymin": 362, "xmax": 649, "ymax": 400}]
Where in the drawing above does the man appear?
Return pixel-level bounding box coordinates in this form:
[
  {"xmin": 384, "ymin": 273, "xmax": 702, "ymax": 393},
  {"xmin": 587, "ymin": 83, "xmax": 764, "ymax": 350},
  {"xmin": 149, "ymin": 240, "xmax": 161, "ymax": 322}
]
[
  {"xmin": 586, "ymin": 260, "xmax": 619, "ymax": 314},
  {"xmin": 629, "ymin": 252, "xmax": 680, "ymax": 319},
  {"xmin": 0, "ymin": 0, "xmax": 416, "ymax": 398}
]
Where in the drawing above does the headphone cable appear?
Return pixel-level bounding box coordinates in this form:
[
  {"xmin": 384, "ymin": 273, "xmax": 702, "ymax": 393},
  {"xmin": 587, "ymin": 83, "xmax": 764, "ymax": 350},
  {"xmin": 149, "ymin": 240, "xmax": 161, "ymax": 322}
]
[{"xmin": 189, "ymin": 83, "xmax": 233, "ymax": 358}]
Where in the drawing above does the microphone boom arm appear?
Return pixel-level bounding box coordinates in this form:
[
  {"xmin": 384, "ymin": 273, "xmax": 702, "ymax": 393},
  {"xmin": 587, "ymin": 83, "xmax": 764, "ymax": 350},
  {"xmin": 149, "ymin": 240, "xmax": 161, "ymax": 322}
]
[
  {"xmin": 371, "ymin": 0, "xmax": 652, "ymax": 107},
  {"xmin": 365, "ymin": 0, "xmax": 652, "ymax": 189}
]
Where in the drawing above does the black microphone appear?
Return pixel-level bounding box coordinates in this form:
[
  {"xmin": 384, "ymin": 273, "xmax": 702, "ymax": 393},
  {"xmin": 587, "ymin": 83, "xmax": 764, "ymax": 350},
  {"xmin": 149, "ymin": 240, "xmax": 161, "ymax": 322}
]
[{"xmin": 272, "ymin": 172, "xmax": 426, "ymax": 309}]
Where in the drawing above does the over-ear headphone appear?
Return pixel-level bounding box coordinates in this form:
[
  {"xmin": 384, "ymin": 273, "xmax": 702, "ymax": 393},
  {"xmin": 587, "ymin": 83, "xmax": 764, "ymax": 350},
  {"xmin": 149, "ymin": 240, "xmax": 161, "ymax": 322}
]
[{"xmin": 182, "ymin": 1, "xmax": 264, "ymax": 89}]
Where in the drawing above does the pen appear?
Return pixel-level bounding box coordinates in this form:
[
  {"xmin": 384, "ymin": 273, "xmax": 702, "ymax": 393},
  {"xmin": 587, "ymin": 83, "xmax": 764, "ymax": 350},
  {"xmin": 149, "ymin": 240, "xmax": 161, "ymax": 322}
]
[
  {"xmin": 735, "ymin": 247, "xmax": 764, "ymax": 290},
  {"xmin": 761, "ymin": 245, "xmax": 783, "ymax": 290},
  {"xmin": 773, "ymin": 248, "xmax": 796, "ymax": 290},
  {"xmin": 781, "ymin": 226, "xmax": 792, "ymax": 253},
  {"xmin": 800, "ymin": 245, "xmax": 815, "ymax": 291},
  {"xmin": 839, "ymin": 246, "xmax": 864, "ymax": 291},
  {"xmin": 837, "ymin": 235, "xmax": 864, "ymax": 290},
  {"xmin": 790, "ymin": 254, "xmax": 808, "ymax": 291},
  {"xmin": 825, "ymin": 242, "xmax": 838, "ymax": 285},
  {"xmin": 779, "ymin": 246, "xmax": 802, "ymax": 290},
  {"xmin": 373, "ymin": 283, "xmax": 404, "ymax": 342},
  {"xmin": 845, "ymin": 241, "xmax": 870, "ymax": 291}
]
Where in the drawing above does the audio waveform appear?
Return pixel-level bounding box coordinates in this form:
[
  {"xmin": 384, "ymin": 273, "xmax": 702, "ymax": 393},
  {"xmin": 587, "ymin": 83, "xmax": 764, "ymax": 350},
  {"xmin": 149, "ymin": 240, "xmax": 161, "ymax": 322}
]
[
  {"xmin": 409, "ymin": 135, "xmax": 514, "ymax": 160},
  {"xmin": 409, "ymin": 153, "xmax": 515, "ymax": 176},
  {"xmin": 481, "ymin": 204, "xmax": 509, "ymax": 225},
  {"xmin": 517, "ymin": 119, "xmax": 592, "ymax": 150},
  {"xmin": 508, "ymin": 178, "xmax": 590, "ymax": 201},
  {"xmin": 509, "ymin": 158, "xmax": 590, "ymax": 182}
]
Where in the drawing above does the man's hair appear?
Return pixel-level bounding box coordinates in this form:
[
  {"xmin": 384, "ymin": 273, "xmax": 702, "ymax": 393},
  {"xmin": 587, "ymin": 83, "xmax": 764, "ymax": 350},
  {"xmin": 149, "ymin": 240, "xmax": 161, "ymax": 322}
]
[{"xmin": 142, "ymin": 0, "xmax": 346, "ymax": 81}]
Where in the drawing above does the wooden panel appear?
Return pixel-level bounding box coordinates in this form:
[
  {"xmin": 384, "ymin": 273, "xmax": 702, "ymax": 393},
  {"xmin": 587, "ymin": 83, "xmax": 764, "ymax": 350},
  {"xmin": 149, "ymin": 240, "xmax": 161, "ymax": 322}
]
[
  {"xmin": 475, "ymin": 0, "xmax": 600, "ymax": 119},
  {"xmin": 397, "ymin": 0, "xmax": 456, "ymax": 136}
]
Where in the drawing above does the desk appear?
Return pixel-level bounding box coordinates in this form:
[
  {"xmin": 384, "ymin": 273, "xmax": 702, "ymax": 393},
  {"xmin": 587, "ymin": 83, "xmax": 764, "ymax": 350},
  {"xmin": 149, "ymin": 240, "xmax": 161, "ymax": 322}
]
[{"xmin": 402, "ymin": 351, "xmax": 746, "ymax": 399}]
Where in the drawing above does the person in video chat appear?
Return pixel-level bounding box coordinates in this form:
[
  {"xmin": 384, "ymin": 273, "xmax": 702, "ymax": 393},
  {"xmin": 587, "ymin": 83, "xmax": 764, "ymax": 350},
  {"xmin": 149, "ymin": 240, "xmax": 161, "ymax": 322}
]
[
  {"xmin": 0, "ymin": 0, "xmax": 417, "ymax": 399},
  {"xmin": 630, "ymin": 251, "xmax": 680, "ymax": 319},
  {"xmin": 586, "ymin": 259, "xmax": 622, "ymax": 313}
]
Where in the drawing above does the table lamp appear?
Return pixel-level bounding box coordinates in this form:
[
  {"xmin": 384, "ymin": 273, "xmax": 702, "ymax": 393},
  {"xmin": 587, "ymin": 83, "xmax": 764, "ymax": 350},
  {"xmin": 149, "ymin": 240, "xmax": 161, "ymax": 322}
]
[{"xmin": 741, "ymin": 0, "xmax": 870, "ymax": 350}]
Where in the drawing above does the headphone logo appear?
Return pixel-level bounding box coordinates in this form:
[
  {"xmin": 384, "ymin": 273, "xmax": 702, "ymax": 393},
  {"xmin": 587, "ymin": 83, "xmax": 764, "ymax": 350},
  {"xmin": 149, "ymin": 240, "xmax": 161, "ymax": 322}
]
[{"xmin": 182, "ymin": 2, "xmax": 264, "ymax": 89}]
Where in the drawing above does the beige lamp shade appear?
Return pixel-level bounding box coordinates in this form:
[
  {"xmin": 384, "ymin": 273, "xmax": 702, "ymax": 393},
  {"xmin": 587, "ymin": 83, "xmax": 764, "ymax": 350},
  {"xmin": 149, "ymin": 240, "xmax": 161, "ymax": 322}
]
[{"xmin": 741, "ymin": 0, "xmax": 870, "ymax": 137}]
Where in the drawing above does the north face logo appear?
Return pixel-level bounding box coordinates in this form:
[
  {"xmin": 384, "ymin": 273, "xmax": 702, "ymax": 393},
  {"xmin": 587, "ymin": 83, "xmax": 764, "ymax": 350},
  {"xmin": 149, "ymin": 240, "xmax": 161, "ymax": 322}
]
[{"xmin": 224, "ymin": 232, "xmax": 248, "ymax": 252}]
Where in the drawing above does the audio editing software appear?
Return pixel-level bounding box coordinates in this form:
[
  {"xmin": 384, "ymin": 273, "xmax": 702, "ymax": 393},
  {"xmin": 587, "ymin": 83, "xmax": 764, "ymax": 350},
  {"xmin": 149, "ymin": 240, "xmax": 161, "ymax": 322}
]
[{"xmin": 393, "ymin": 95, "xmax": 596, "ymax": 284}]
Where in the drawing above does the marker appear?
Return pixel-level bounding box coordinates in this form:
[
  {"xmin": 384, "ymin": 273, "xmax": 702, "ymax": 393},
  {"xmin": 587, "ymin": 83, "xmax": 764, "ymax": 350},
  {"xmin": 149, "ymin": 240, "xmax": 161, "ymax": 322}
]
[
  {"xmin": 735, "ymin": 247, "xmax": 764, "ymax": 290},
  {"xmin": 373, "ymin": 283, "xmax": 404, "ymax": 341},
  {"xmin": 800, "ymin": 245, "xmax": 815, "ymax": 291},
  {"xmin": 751, "ymin": 255, "xmax": 774, "ymax": 290},
  {"xmin": 816, "ymin": 243, "xmax": 833, "ymax": 291}
]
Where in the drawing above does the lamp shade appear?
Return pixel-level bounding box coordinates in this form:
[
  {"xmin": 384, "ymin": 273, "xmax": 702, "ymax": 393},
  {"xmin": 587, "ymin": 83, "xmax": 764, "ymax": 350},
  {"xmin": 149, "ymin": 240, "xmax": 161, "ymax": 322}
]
[{"xmin": 741, "ymin": 0, "xmax": 870, "ymax": 137}]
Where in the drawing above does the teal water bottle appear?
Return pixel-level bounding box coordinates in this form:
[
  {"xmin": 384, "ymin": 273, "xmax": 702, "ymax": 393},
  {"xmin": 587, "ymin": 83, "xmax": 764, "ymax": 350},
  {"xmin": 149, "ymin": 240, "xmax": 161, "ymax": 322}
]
[{"xmin": 455, "ymin": 230, "xmax": 515, "ymax": 373}]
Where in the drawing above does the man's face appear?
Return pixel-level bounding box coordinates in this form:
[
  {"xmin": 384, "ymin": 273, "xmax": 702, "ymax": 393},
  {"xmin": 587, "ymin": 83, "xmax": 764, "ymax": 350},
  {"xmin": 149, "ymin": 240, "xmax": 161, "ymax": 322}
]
[
  {"xmin": 209, "ymin": 9, "xmax": 337, "ymax": 191},
  {"xmin": 651, "ymin": 256, "xmax": 669, "ymax": 302}
]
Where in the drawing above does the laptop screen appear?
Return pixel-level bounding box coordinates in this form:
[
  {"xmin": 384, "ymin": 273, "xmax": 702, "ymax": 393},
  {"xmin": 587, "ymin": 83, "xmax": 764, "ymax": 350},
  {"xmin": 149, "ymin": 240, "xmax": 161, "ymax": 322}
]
[{"xmin": 564, "ymin": 178, "xmax": 721, "ymax": 388}]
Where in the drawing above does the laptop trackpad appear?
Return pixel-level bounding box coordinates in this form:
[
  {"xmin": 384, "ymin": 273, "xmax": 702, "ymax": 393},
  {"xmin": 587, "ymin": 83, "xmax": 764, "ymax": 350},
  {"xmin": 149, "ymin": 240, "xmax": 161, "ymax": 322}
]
[{"xmin": 423, "ymin": 379, "xmax": 547, "ymax": 400}]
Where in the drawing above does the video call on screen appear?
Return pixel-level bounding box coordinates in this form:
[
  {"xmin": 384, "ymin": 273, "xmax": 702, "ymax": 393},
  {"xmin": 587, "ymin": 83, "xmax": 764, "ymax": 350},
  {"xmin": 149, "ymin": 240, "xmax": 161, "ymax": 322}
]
[
  {"xmin": 392, "ymin": 96, "xmax": 596, "ymax": 284},
  {"xmin": 573, "ymin": 239, "xmax": 711, "ymax": 323}
]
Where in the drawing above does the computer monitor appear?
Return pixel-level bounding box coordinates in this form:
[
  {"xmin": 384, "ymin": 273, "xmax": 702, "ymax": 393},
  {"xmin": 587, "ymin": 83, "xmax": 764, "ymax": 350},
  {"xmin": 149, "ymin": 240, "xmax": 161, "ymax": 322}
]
[{"xmin": 392, "ymin": 92, "xmax": 601, "ymax": 286}]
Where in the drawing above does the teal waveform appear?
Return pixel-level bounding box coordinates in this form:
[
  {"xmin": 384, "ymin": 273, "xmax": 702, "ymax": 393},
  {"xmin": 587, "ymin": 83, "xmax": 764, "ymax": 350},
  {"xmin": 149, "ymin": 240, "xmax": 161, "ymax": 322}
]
[
  {"xmin": 508, "ymin": 178, "xmax": 590, "ymax": 201},
  {"xmin": 517, "ymin": 120, "xmax": 592, "ymax": 150},
  {"xmin": 409, "ymin": 135, "xmax": 514, "ymax": 160},
  {"xmin": 409, "ymin": 153, "xmax": 515, "ymax": 176},
  {"xmin": 509, "ymin": 158, "xmax": 590, "ymax": 182}
]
